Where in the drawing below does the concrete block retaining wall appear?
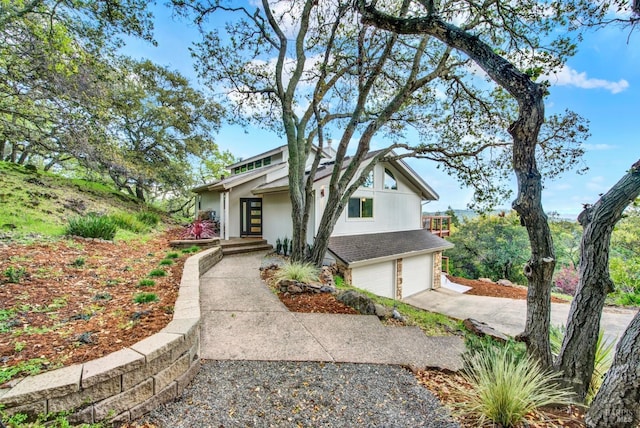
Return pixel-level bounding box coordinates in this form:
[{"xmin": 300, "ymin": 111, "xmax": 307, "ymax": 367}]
[{"xmin": 0, "ymin": 247, "xmax": 222, "ymax": 424}]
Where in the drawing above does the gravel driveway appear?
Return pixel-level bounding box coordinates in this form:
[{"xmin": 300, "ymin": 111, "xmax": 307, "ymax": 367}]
[{"xmin": 139, "ymin": 360, "xmax": 459, "ymax": 427}]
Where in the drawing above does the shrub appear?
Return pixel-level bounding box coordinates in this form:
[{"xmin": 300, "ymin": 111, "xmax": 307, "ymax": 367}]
[
  {"xmin": 138, "ymin": 279, "xmax": 156, "ymax": 287},
  {"xmin": 159, "ymin": 259, "xmax": 174, "ymax": 266},
  {"xmin": 136, "ymin": 211, "xmax": 160, "ymax": 226},
  {"xmin": 71, "ymin": 257, "xmax": 85, "ymax": 267},
  {"xmin": 554, "ymin": 265, "xmax": 579, "ymax": 296},
  {"xmin": 166, "ymin": 252, "xmax": 179, "ymax": 259},
  {"xmin": 109, "ymin": 212, "xmax": 147, "ymax": 233},
  {"xmin": 181, "ymin": 245, "xmax": 201, "ymax": 254},
  {"xmin": 454, "ymin": 346, "xmax": 573, "ymax": 427},
  {"xmin": 282, "ymin": 237, "xmax": 290, "ymax": 256},
  {"xmin": 275, "ymin": 262, "xmax": 319, "ymax": 283},
  {"xmin": 183, "ymin": 219, "xmax": 215, "ymax": 239},
  {"xmin": 4, "ymin": 266, "xmax": 26, "ymax": 283},
  {"xmin": 66, "ymin": 215, "xmax": 117, "ymax": 240},
  {"xmin": 133, "ymin": 292, "xmax": 159, "ymax": 304},
  {"xmin": 148, "ymin": 269, "xmax": 167, "ymax": 277}
]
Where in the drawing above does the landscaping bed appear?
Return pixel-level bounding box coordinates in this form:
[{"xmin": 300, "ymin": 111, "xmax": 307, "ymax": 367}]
[{"xmin": 0, "ymin": 228, "xmax": 189, "ymax": 384}]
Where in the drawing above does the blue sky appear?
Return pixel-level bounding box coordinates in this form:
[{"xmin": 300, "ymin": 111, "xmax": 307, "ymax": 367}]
[{"xmin": 122, "ymin": 5, "xmax": 639, "ymax": 217}]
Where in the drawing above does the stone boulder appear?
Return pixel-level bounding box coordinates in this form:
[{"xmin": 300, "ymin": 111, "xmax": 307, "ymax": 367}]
[
  {"xmin": 463, "ymin": 318, "xmax": 510, "ymax": 343},
  {"xmin": 497, "ymin": 279, "xmax": 514, "ymax": 287},
  {"xmin": 337, "ymin": 290, "xmax": 377, "ymax": 316}
]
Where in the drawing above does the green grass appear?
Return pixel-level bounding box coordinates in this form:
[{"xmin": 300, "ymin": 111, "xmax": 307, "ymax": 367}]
[
  {"xmin": 0, "ymin": 161, "xmax": 165, "ymax": 241},
  {"xmin": 133, "ymin": 292, "xmax": 159, "ymax": 304},
  {"xmin": 71, "ymin": 257, "xmax": 86, "ymax": 267},
  {"xmin": 108, "ymin": 212, "xmax": 148, "ymax": 233},
  {"xmin": 165, "ymin": 252, "xmax": 180, "ymax": 259},
  {"xmin": 334, "ymin": 275, "xmax": 460, "ymax": 336},
  {"xmin": 0, "ymin": 358, "xmax": 55, "ymax": 384},
  {"xmin": 159, "ymin": 259, "xmax": 174, "ymax": 266}
]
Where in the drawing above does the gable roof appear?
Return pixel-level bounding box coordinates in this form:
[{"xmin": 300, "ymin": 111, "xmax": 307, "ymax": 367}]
[
  {"xmin": 252, "ymin": 151, "xmax": 439, "ymax": 201},
  {"xmin": 328, "ymin": 229, "xmax": 453, "ymax": 267},
  {"xmin": 192, "ymin": 162, "xmax": 286, "ymax": 193}
]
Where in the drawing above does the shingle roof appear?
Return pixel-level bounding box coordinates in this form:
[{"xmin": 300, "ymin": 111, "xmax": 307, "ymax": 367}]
[{"xmin": 328, "ymin": 229, "xmax": 453, "ymax": 265}]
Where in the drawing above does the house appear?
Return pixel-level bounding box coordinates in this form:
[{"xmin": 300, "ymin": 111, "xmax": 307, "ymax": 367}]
[{"xmin": 192, "ymin": 144, "xmax": 453, "ymax": 300}]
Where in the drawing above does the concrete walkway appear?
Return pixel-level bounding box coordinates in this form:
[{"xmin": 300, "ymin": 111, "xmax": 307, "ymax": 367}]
[
  {"xmin": 199, "ymin": 252, "xmax": 464, "ymax": 371},
  {"xmin": 405, "ymin": 287, "xmax": 638, "ymax": 343}
]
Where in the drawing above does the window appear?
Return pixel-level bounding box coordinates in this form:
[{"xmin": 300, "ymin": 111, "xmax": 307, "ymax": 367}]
[
  {"xmin": 384, "ymin": 168, "xmax": 397, "ymax": 190},
  {"xmin": 255, "ymin": 159, "xmax": 262, "ymax": 168},
  {"xmin": 263, "ymin": 156, "xmax": 271, "ymax": 166},
  {"xmin": 247, "ymin": 162, "xmax": 254, "ymax": 170},
  {"xmin": 362, "ymin": 171, "xmax": 374, "ymax": 188},
  {"xmin": 348, "ymin": 197, "xmax": 373, "ymax": 218}
]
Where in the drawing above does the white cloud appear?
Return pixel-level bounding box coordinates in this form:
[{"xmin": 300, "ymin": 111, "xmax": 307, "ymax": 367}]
[
  {"xmin": 543, "ymin": 65, "xmax": 629, "ymax": 94},
  {"xmin": 582, "ymin": 143, "xmax": 616, "ymax": 151},
  {"xmin": 586, "ymin": 175, "xmax": 609, "ymax": 192}
]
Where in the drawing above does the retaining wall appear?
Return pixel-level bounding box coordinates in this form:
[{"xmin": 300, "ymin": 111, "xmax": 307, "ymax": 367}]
[{"xmin": 0, "ymin": 247, "xmax": 222, "ymax": 425}]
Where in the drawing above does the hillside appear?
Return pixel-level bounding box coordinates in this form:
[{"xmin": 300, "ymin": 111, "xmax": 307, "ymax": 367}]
[{"xmin": 0, "ymin": 162, "xmax": 155, "ymax": 240}]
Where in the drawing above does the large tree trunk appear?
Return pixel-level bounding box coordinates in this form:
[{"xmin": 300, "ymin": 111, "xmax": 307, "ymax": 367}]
[
  {"xmin": 585, "ymin": 310, "xmax": 640, "ymax": 427},
  {"xmin": 556, "ymin": 160, "xmax": 640, "ymax": 400},
  {"xmin": 359, "ymin": 2, "xmax": 554, "ymax": 367}
]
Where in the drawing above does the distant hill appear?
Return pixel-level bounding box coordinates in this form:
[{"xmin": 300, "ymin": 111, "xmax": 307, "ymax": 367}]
[{"xmin": 0, "ymin": 162, "xmax": 160, "ymax": 239}]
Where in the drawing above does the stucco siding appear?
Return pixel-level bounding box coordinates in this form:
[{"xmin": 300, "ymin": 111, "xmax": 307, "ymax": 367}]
[
  {"xmin": 402, "ymin": 253, "xmax": 433, "ymax": 298},
  {"xmin": 351, "ymin": 261, "xmax": 395, "ymax": 299},
  {"xmin": 262, "ymin": 192, "xmax": 293, "ymax": 245},
  {"xmin": 197, "ymin": 192, "xmax": 220, "ymax": 218}
]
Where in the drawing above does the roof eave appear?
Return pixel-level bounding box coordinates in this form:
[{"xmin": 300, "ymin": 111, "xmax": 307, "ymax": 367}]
[{"xmin": 346, "ymin": 243, "xmax": 454, "ymax": 268}]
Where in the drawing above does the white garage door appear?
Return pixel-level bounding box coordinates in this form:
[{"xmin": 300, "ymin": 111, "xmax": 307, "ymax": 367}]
[
  {"xmin": 352, "ymin": 261, "xmax": 395, "ymax": 299},
  {"xmin": 402, "ymin": 254, "xmax": 432, "ymax": 298}
]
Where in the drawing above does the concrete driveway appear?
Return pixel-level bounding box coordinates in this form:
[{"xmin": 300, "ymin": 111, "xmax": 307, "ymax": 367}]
[{"xmin": 404, "ymin": 288, "xmax": 638, "ymax": 343}]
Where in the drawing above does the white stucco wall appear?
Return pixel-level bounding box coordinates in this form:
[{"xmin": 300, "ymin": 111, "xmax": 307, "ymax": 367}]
[
  {"xmin": 197, "ymin": 192, "xmax": 221, "ymax": 218},
  {"xmin": 326, "ymin": 163, "xmax": 423, "ymax": 236},
  {"xmin": 262, "ymin": 191, "xmax": 315, "ymax": 246}
]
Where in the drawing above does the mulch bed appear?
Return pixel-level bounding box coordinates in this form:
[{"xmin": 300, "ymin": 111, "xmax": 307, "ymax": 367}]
[
  {"xmin": 448, "ymin": 275, "xmax": 568, "ymax": 303},
  {"xmin": 0, "ymin": 229, "xmax": 185, "ymax": 382}
]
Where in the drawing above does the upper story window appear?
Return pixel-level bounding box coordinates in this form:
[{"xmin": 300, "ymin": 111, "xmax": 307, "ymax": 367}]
[
  {"xmin": 361, "ymin": 171, "xmax": 374, "ymax": 188},
  {"xmin": 231, "ymin": 156, "xmax": 272, "ymax": 175},
  {"xmin": 384, "ymin": 168, "xmax": 397, "ymax": 190},
  {"xmin": 348, "ymin": 197, "xmax": 373, "ymax": 218}
]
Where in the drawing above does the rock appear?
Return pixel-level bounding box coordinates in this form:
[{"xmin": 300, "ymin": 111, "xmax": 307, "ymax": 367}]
[
  {"xmin": 319, "ymin": 285, "xmax": 335, "ymax": 293},
  {"xmin": 463, "ymin": 318, "xmax": 510, "ymax": 343},
  {"xmin": 287, "ymin": 283, "xmax": 303, "ymax": 293},
  {"xmin": 392, "ymin": 308, "xmax": 406, "ymax": 323},
  {"xmin": 337, "ymin": 290, "xmax": 376, "ymax": 315},
  {"xmin": 374, "ymin": 304, "xmax": 391, "ymax": 319},
  {"xmin": 319, "ymin": 266, "xmax": 336, "ymax": 288},
  {"xmin": 478, "ymin": 278, "xmax": 493, "ymax": 283},
  {"xmin": 497, "ymin": 279, "xmax": 514, "ymax": 287}
]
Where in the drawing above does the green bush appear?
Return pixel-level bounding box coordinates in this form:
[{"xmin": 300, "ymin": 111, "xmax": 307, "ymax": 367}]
[
  {"xmin": 133, "ymin": 292, "xmax": 159, "ymax": 304},
  {"xmin": 71, "ymin": 257, "xmax": 85, "ymax": 267},
  {"xmin": 65, "ymin": 215, "xmax": 117, "ymax": 240},
  {"xmin": 4, "ymin": 266, "xmax": 27, "ymax": 283},
  {"xmin": 159, "ymin": 259, "xmax": 174, "ymax": 266},
  {"xmin": 166, "ymin": 252, "xmax": 180, "ymax": 259},
  {"xmin": 136, "ymin": 211, "xmax": 160, "ymax": 226},
  {"xmin": 454, "ymin": 346, "xmax": 573, "ymax": 426},
  {"xmin": 108, "ymin": 212, "xmax": 147, "ymax": 233},
  {"xmin": 138, "ymin": 279, "xmax": 156, "ymax": 287},
  {"xmin": 148, "ymin": 269, "xmax": 167, "ymax": 277},
  {"xmin": 275, "ymin": 262, "xmax": 319, "ymax": 283}
]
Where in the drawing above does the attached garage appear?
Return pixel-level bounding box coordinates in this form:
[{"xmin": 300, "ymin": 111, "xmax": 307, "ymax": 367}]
[
  {"xmin": 351, "ymin": 261, "xmax": 395, "ymax": 298},
  {"xmin": 327, "ymin": 229, "xmax": 453, "ymax": 300},
  {"xmin": 402, "ymin": 253, "xmax": 433, "ymax": 298}
]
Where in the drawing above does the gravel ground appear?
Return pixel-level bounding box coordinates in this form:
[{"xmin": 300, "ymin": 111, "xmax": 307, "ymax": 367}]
[{"xmin": 139, "ymin": 360, "xmax": 459, "ymax": 428}]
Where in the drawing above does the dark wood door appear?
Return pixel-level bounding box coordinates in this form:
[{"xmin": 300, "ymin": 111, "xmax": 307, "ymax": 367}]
[{"xmin": 240, "ymin": 198, "xmax": 262, "ymax": 236}]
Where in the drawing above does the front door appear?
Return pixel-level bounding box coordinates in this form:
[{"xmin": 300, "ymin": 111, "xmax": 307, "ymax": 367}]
[{"xmin": 240, "ymin": 198, "xmax": 262, "ymax": 237}]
